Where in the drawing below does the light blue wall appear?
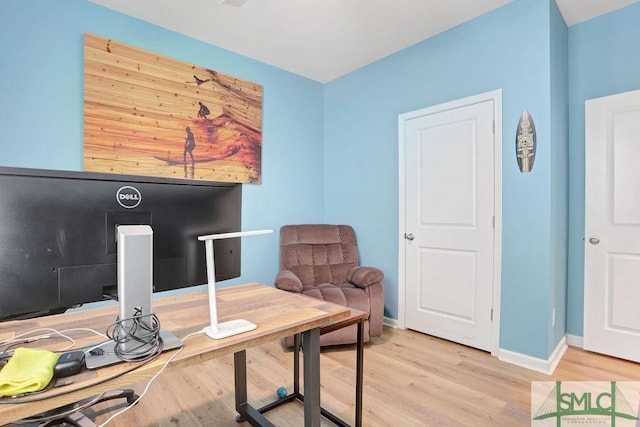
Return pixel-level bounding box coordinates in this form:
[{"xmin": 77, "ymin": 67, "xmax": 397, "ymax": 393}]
[
  {"xmin": 566, "ymin": 2, "xmax": 640, "ymax": 336},
  {"xmin": 549, "ymin": 0, "xmax": 569, "ymax": 354},
  {"xmin": 0, "ymin": 0, "xmax": 326, "ymax": 288},
  {"xmin": 325, "ymin": 0, "xmax": 558, "ymax": 358}
]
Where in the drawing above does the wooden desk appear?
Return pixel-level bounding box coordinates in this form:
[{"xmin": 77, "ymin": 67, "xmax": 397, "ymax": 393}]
[{"xmin": 0, "ymin": 283, "xmax": 350, "ymax": 426}]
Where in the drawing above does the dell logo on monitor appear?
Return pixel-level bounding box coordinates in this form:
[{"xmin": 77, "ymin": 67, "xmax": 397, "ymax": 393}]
[{"xmin": 116, "ymin": 186, "xmax": 142, "ymax": 209}]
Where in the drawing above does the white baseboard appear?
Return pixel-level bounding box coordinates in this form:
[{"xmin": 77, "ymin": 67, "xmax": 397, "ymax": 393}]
[
  {"xmin": 386, "ymin": 323, "xmax": 574, "ymax": 375},
  {"xmin": 566, "ymin": 334, "xmax": 583, "ymax": 348},
  {"xmin": 498, "ymin": 335, "xmax": 568, "ymax": 375},
  {"xmin": 383, "ymin": 316, "xmax": 398, "ymax": 329}
]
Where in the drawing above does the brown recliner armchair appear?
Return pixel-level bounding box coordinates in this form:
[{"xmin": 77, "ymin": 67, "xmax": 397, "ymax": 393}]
[{"xmin": 275, "ymin": 224, "xmax": 384, "ymax": 346}]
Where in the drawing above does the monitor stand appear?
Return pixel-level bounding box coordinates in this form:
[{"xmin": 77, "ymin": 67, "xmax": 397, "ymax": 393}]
[{"xmin": 86, "ymin": 225, "xmax": 183, "ymax": 369}]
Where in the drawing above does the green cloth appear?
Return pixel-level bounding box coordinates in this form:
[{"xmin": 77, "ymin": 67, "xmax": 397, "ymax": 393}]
[{"xmin": 0, "ymin": 347, "xmax": 59, "ymax": 397}]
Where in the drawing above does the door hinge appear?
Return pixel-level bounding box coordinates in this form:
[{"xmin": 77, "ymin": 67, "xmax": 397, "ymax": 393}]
[
  {"xmin": 492, "ymin": 120, "xmax": 495, "ymax": 134},
  {"xmin": 490, "ymin": 308, "xmax": 493, "ymax": 321},
  {"xmin": 492, "ymin": 216, "xmax": 495, "ymax": 229}
]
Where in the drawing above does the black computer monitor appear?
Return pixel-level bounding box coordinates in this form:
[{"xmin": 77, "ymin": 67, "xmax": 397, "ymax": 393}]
[{"xmin": 0, "ymin": 167, "xmax": 242, "ymax": 321}]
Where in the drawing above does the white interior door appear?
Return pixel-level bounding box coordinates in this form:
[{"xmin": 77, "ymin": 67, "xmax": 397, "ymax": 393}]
[
  {"xmin": 403, "ymin": 97, "xmax": 496, "ymax": 352},
  {"xmin": 584, "ymin": 89, "xmax": 640, "ymax": 363}
]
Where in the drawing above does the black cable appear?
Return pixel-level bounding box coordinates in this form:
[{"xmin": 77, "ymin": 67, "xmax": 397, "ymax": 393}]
[{"xmin": 105, "ymin": 310, "xmax": 162, "ymax": 363}]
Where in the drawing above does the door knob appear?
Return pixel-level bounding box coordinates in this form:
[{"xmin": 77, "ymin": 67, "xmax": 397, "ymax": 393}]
[
  {"xmin": 588, "ymin": 236, "xmax": 600, "ymax": 245},
  {"xmin": 404, "ymin": 233, "xmax": 415, "ymax": 241}
]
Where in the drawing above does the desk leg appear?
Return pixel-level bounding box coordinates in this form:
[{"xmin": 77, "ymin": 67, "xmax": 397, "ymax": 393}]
[
  {"xmin": 257, "ymin": 325, "xmax": 361, "ymax": 427},
  {"xmin": 293, "ymin": 333, "xmax": 301, "ymax": 395},
  {"xmin": 234, "ymin": 350, "xmax": 275, "ymax": 426},
  {"xmin": 355, "ymin": 320, "xmax": 364, "ymax": 427},
  {"xmin": 234, "ymin": 350, "xmax": 248, "ymax": 418},
  {"xmin": 302, "ymin": 327, "xmax": 321, "ymax": 427}
]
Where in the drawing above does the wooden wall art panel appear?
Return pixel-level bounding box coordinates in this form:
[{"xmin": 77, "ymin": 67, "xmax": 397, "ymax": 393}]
[{"xmin": 83, "ymin": 33, "xmax": 263, "ymax": 183}]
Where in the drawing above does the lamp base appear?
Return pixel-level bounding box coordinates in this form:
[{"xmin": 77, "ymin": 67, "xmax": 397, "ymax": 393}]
[{"xmin": 203, "ymin": 319, "xmax": 257, "ymax": 339}]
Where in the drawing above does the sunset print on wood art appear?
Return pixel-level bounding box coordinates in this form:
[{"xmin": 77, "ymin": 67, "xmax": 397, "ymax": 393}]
[{"xmin": 83, "ymin": 33, "xmax": 263, "ymax": 183}]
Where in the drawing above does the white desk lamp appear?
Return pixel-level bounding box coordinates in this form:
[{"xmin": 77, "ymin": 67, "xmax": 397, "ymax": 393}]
[{"xmin": 197, "ymin": 229, "xmax": 273, "ymax": 339}]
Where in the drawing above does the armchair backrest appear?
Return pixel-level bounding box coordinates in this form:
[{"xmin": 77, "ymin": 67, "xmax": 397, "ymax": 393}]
[{"xmin": 279, "ymin": 224, "xmax": 359, "ymax": 286}]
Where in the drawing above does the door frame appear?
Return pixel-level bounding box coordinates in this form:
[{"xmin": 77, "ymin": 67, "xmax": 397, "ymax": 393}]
[{"xmin": 397, "ymin": 89, "xmax": 503, "ymax": 355}]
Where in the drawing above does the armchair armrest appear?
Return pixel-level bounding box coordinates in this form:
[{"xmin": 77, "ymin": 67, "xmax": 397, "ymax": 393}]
[
  {"xmin": 275, "ymin": 270, "xmax": 303, "ymax": 292},
  {"xmin": 347, "ymin": 266, "xmax": 384, "ymax": 289}
]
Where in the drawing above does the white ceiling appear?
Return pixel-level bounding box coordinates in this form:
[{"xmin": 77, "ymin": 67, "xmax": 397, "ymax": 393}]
[{"xmin": 89, "ymin": 0, "xmax": 640, "ymax": 83}]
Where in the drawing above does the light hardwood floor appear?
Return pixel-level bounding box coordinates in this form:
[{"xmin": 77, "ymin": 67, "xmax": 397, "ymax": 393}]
[{"xmin": 88, "ymin": 327, "xmax": 640, "ymax": 426}]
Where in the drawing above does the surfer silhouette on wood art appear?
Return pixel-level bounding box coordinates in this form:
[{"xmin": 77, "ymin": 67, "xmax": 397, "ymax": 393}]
[
  {"xmin": 197, "ymin": 101, "xmax": 210, "ymax": 119},
  {"xmin": 184, "ymin": 127, "xmax": 196, "ymax": 165}
]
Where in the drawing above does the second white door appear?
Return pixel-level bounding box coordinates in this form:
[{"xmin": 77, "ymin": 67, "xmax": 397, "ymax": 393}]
[
  {"xmin": 584, "ymin": 89, "xmax": 640, "ymax": 363},
  {"xmin": 403, "ymin": 96, "xmax": 497, "ymax": 352}
]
